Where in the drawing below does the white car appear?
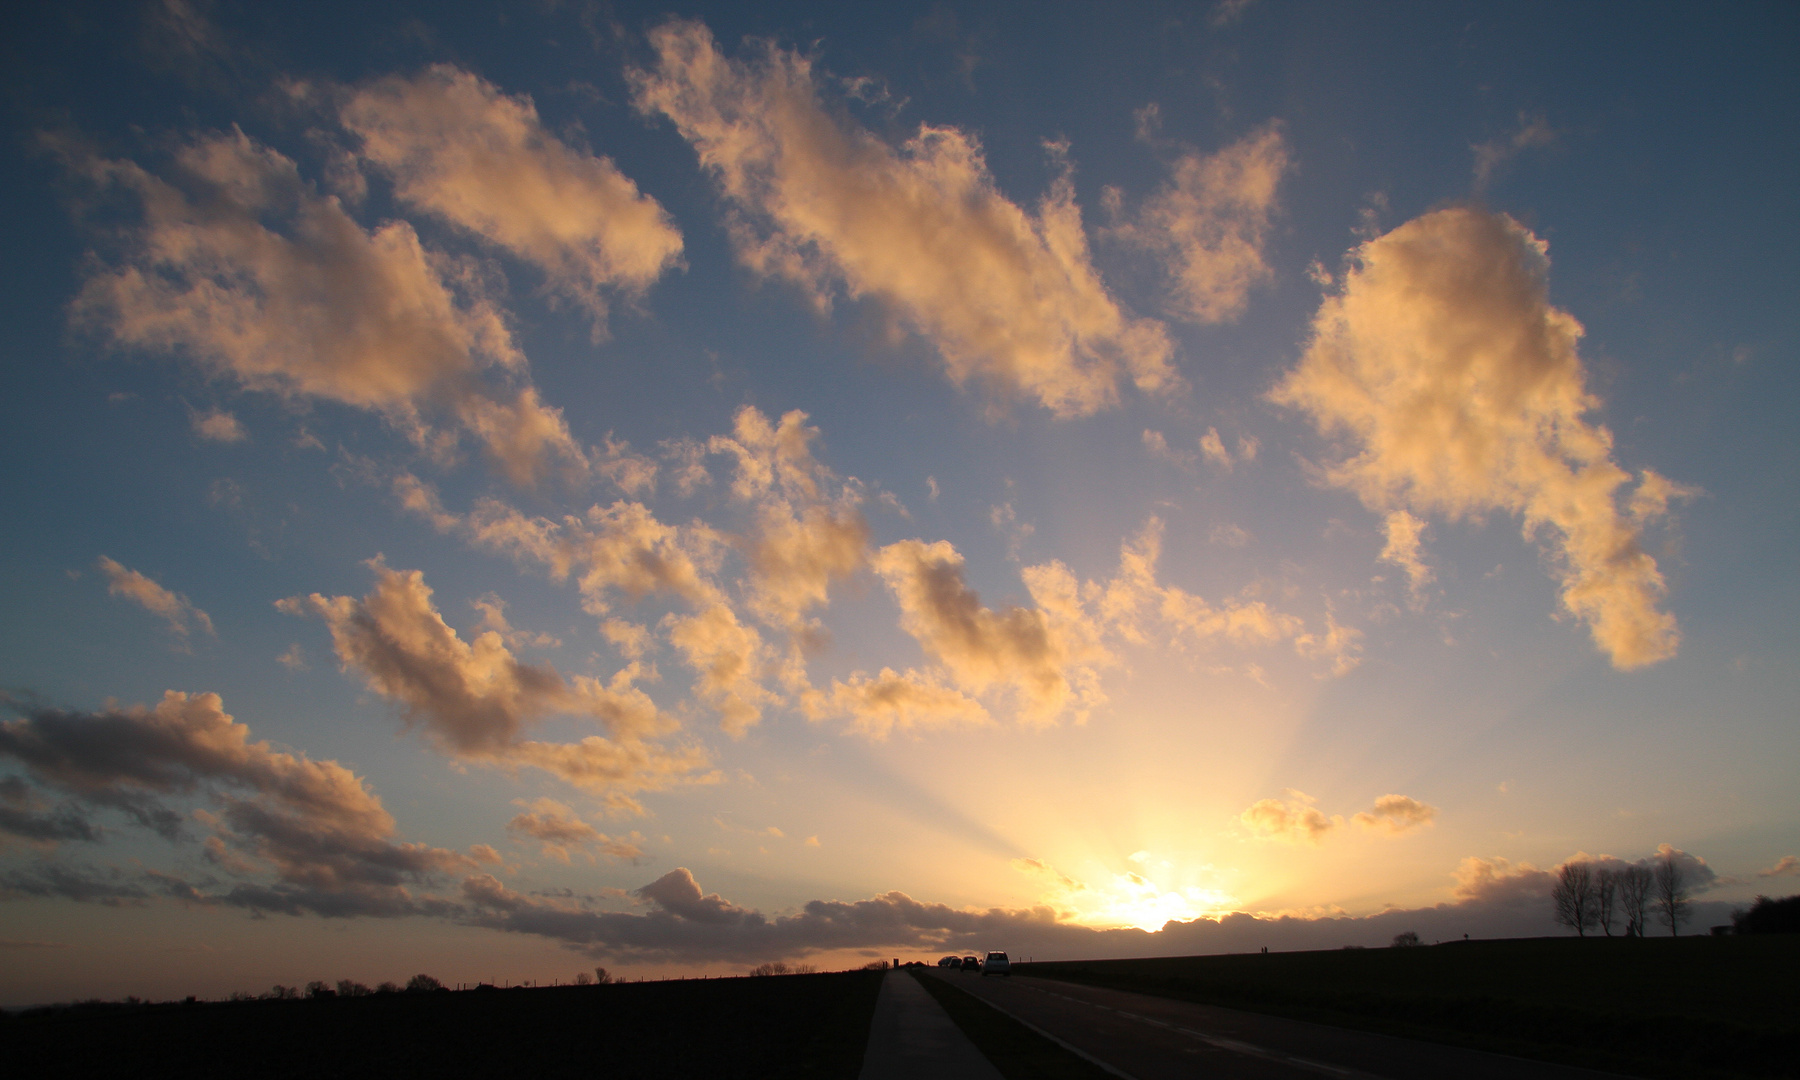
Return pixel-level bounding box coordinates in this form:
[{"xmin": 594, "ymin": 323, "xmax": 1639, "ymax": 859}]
[{"xmin": 980, "ymin": 951, "xmax": 1011, "ymax": 977}]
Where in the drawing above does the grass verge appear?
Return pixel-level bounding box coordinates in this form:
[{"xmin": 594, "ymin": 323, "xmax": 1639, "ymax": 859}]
[{"xmin": 909, "ymin": 969, "xmax": 1117, "ymax": 1080}]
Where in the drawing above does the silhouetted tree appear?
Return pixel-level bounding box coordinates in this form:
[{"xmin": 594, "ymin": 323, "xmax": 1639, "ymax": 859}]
[
  {"xmin": 1653, "ymin": 851, "xmax": 1691, "ymax": 936},
  {"xmin": 336, "ymin": 980, "xmax": 372, "ymax": 997},
  {"xmin": 1618, "ymin": 864, "xmax": 1653, "ymax": 936},
  {"xmin": 1552, "ymin": 861, "xmax": 1597, "ymax": 936},
  {"xmin": 304, "ymin": 981, "xmax": 334, "ymax": 998},
  {"xmin": 593, "ymin": 967, "xmax": 612, "ymax": 985},
  {"xmin": 405, "ymin": 974, "xmax": 443, "ymax": 992},
  {"xmin": 376, "ymin": 981, "xmax": 401, "ymax": 994},
  {"xmin": 1595, "ymin": 868, "xmax": 1618, "ymax": 936},
  {"xmin": 574, "ymin": 971, "xmax": 594, "ymax": 985},
  {"xmin": 1732, "ymin": 894, "xmax": 1800, "ymax": 934},
  {"xmin": 1390, "ymin": 931, "xmax": 1421, "ymax": 947}
]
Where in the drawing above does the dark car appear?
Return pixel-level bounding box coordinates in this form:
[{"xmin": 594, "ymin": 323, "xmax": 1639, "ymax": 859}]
[
  {"xmin": 938, "ymin": 956, "xmax": 960, "ymax": 968},
  {"xmin": 959, "ymin": 955, "xmax": 980, "ymax": 971}
]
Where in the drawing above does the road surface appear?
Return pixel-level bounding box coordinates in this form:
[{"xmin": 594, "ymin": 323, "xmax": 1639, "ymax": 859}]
[{"xmin": 921, "ymin": 969, "xmax": 1634, "ymax": 1080}]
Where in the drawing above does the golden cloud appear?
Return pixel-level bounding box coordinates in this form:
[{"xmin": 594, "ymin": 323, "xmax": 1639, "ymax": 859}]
[
  {"xmin": 631, "ymin": 20, "xmax": 1173, "ymax": 416},
  {"xmin": 1272, "ymin": 207, "xmax": 1684, "ymax": 669},
  {"xmin": 342, "ymin": 65, "xmax": 683, "ymax": 333},
  {"xmin": 64, "ymin": 129, "xmax": 583, "ymax": 486}
]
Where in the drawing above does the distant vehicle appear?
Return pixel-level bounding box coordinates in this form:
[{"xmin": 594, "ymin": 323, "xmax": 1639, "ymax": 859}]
[
  {"xmin": 981, "ymin": 951, "xmax": 1011, "ymax": 977},
  {"xmin": 959, "ymin": 955, "xmax": 980, "ymax": 971},
  {"xmin": 938, "ymin": 956, "xmax": 960, "ymax": 968}
]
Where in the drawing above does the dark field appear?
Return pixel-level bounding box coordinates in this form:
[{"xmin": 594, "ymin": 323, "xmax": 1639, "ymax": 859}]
[
  {"xmin": 0, "ymin": 970, "xmax": 884, "ymax": 1079},
  {"xmin": 1022, "ymin": 936, "xmax": 1800, "ymax": 1079}
]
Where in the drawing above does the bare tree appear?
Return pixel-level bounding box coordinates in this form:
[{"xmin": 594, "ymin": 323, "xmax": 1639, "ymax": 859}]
[
  {"xmin": 405, "ymin": 974, "xmax": 443, "ymax": 992},
  {"xmin": 1552, "ymin": 861, "xmax": 1597, "ymax": 937},
  {"xmin": 593, "ymin": 967, "xmax": 612, "ymax": 985},
  {"xmin": 574, "ymin": 971, "xmax": 593, "ymax": 986},
  {"xmin": 1391, "ymin": 931, "xmax": 1421, "ymax": 947},
  {"xmin": 1617, "ymin": 865, "xmax": 1653, "ymax": 937},
  {"xmin": 337, "ymin": 980, "xmax": 372, "ymax": 997},
  {"xmin": 1595, "ymin": 868, "xmax": 1618, "ymax": 936},
  {"xmin": 1653, "ymin": 850, "xmax": 1692, "ymax": 936}
]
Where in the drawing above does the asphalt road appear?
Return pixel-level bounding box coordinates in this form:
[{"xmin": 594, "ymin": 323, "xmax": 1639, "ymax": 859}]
[{"xmin": 921, "ymin": 970, "xmax": 1636, "ymax": 1080}]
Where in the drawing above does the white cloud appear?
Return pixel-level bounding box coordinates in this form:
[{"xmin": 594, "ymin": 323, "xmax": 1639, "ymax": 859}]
[
  {"xmin": 804, "ymin": 667, "xmax": 990, "ymax": 740},
  {"xmin": 63, "ymin": 128, "xmax": 584, "ymax": 487},
  {"xmin": 711, "ymin": 408, "xmax": 870, "ymax": 634},
  {"xmin": 191, "ymin": 409, "xmax": 247, "ymax": 443},
  {"xmin": 1378, "ymin": 509, "xmax": 1433, "ymax": 601},
  {"xmin": 96, "ymin": 556, "xmax": 215, "ymax": 642},
  {"xmin": 342, "ymin": 65, "xmax": 683, "ymax": 334},
  {"xmin": 1757, "ymin": 855, "xmax": 1799, "ymax": 879},
  {"xmin": 1272, "ymin": 207, "xmax": 1682, "ymax": 669},
  {"xmin": 1108, "ymin": 124, "xmax": 1289, "ymax": 324},
  {"xmin": 506, "ymin": 798, "xmax": 642, "ymax": 863},
  {"xmin": 1240, "ymin": 791, "xmax": 1338, "ymax": 844},
  {"xmin": 281, "ymin": 561, "xmax": 705, "ymax": 792},
  {"xmin": 1472, "ymin": 112, "xmax": 1556, "ymax": 192},
  {"xmin": 630, "ymin": 20, "xmax": 1173, "ymax": 416},
  {"xmin": 1353, "ymin": 794, "xmax": 1438, "ymax": 835},
  {"xmin": 872, "ymin": 539, "xmax": 1110, "ymax": 724}
]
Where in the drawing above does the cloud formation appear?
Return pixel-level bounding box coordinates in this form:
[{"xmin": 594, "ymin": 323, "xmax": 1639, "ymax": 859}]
[
  {"xmin": 281, "ymin": 561, "xmax": 706, "ymax": 791},
  {"xmin": 805, "ymin": 667, "xmax": 990, "ymax": 740},
  {"xmin": 507, "ymin": 798, "xmax": 642, "ymax": 863},
  {"xmin": 1242, "ymin": 791, "xmax": 1436, "ymax": 842},
  {"xmin": 1472, "ymin": 112, "xmax": 1556, "ymax": 192},
  {"xmin": 400, "ymin": 473, "xmax": 782, "ymax": 735},
  {"xmin": 0, "ymin": 690, "xmax": 472, "ymax": 916},
  {"xmin": 1240, "ymin": 791, "xmax": 1338, "ymax": 844},
  {"xmin": 97, "ymin": 556, "xmax": 215, "ymax": 642},
  {"xmin": 456, "ymin": 852, "xmax": 1685, "ymax": 965},
  {"xmin": 1378, "ymin": 510, "xmax": 1433, "ymax": 601},
  {"xmin": 873, "ymin": 539, "xmax": 1109, "ymax": 724},
  {"xmin": 342, "ymin": 65, "xmax": 683, "ymax": 332},
  {"xmin": 631, "ymin": 20, "xmax": 1173, "ymax": 416},
  {"xmin": 1108, "ymin": 125, "xmax": 1288, "ymax": 324},
  {"xmin": 711, "ymin": 408, "xmax": 870, "ymax": 635},
  {"xmin": 1758, "ymin": 855, "xmax": 1800, "ymax": 879},
  {"xmin": 190, "ymin": 409, "xmax": 247, "ymax": 443},
  {"xmin": 1353, "ymin": 793, "xmax": 1438, "ymax": 834},
  {"xmin": 1272, "ymin": 207, "xmax": 1684, "ymax": 669},
  {"xmin": 63, "ymin": 128, "xmax": 583, "ymax": 486}
]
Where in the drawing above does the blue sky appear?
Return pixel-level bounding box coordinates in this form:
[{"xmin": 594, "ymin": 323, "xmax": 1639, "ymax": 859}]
[{"xmin": 1, "ymin": 0, "xmax": 1795, "ymax": 1003}]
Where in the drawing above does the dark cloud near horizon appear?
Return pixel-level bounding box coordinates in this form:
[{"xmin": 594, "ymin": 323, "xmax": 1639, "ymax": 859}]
[{"xmin": 0, "ymin": 691, "xmax": 475, "ymax": 918}]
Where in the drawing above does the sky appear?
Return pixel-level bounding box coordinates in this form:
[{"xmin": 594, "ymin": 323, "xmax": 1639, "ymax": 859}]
[{"xmin": 1, "ymin": 0, "xmax": 1796, "ymax": 1005}]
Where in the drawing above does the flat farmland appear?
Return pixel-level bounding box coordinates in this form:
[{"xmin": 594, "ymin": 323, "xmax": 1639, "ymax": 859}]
[{"xmin": 0, "ymin": 970, "xmax": 884, "ymax": 1079}]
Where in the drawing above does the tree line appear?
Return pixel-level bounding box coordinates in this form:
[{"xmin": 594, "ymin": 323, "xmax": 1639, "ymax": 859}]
[{"xmin": 1552, "ymin": 850, "xmax": 1690, "ymax": 937}]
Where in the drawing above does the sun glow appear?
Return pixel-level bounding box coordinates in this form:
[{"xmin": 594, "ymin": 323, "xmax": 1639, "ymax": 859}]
[{"xmin": 1017, "ymin": 856, "xmax": 1238, "ymax": 932}]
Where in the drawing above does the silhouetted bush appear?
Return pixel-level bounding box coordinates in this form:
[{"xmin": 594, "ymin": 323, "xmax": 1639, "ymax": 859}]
[
  {"xmin": 336, "ymin": 980, "xmax": 372, "ymax": 997},
  {"xmin": 748, "ymin": 961, "xmax": 819, "ymax": 976},
  {"xmin": 376, "ymin": 981, "xmax": 401, "ymax": 994},
  {"xmin": 1732, "ymin": 894, "xmax": 1800, "ymax": 934},
  {"xmin": 405, "ymin": 974, "xmax": 443, "ymax": 993},
  {"xmin": 1391, "ymin": 931, "xmax": 1421, "ymax": 947}
]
